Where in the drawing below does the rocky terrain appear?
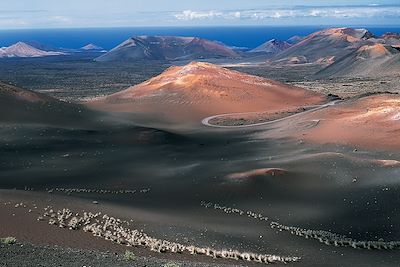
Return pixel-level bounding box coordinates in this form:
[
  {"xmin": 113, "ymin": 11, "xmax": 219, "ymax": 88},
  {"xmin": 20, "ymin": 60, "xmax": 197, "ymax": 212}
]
[{"xmin": 1, "ymin": 241, "xmax": 241, "ymax": 267}]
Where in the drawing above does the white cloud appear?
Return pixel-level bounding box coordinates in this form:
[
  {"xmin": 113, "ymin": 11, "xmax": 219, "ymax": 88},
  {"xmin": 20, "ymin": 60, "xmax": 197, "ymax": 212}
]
[
  {"xmin": 232, "ymin": 11, "xmax": 241, "ymax": 18},
  {"xmin": 50, "ymin": 16, "xmax": 71, "ymax": 23},
  {"xmin": 1, "ymin": 4, "xmax": 399, "ymax": 28},
  {"xmin": 0, "ymin": 18, "xmax": 28, "ymax": 26},
  {"xmin": 173, "ymin": 5, "xmax": 400, "ymax": 21},
  {"xmin": 174, "ymin": 10, "xmax": 223, "ymax": 20}
]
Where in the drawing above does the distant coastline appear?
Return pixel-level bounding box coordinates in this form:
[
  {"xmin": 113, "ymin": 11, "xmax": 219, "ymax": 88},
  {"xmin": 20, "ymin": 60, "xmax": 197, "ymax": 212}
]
[{"xmin": 1, "ymin": 25, "xmax": 399, "ymax": 50}]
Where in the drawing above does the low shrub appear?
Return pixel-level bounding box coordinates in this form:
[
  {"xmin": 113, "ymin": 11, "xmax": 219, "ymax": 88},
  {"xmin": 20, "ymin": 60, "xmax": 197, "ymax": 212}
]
[
  {"xmin": 123, "ymin": 250, "xmax": 136, "ymax": 261},
  {"xmin": 0, "ymin": 237, "xmax": 17, "ymax": 245}
]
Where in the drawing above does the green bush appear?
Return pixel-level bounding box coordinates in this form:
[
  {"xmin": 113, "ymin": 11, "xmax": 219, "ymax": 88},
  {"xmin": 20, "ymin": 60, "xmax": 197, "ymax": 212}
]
[
  {"xmin": 163, "ymin": 262, "xmax": 180, "ymax": 267},
  {"xmin": 0, "ymin": 237, "xmax": 17, "ymax": 245},
  {"xmin": 123, "ymin": 250, "xmax": 136, "ymax": 261}
]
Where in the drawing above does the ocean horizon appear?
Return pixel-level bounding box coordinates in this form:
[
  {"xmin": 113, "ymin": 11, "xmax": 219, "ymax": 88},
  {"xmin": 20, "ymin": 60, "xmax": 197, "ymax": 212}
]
[{"xmin": 1, "ymin": 25, "xmax": 399, "ymax": 50}]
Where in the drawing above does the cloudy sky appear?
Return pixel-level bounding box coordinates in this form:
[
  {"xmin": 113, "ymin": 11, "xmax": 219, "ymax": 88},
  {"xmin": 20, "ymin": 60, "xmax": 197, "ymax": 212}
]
[{"xmin": 1, "ymin": 0, "xmax": 400, "ymax": 28}]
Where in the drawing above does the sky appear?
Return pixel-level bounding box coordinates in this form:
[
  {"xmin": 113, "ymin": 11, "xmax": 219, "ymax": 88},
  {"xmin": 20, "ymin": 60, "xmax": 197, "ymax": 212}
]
[{"xmin": 0, "ymin": 0, "xmax": 400, "ymax": 29}]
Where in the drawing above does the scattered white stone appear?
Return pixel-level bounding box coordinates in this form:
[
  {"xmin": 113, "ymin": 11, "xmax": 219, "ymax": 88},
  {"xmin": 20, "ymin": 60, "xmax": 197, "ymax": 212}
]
[
  {"xmin": 201, "ymin": 201, "xmax": 400, "ymax": 251},
  {"xmin": 43, "ymin": 207, "xmax": 299, "ymax": 264}
]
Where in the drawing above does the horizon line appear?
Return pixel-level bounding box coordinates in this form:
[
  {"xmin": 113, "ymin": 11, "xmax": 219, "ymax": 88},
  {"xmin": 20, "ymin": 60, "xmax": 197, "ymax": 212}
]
[{"xmin": 1, "ymin": 24, "xmax": 400, "ymax": 31}]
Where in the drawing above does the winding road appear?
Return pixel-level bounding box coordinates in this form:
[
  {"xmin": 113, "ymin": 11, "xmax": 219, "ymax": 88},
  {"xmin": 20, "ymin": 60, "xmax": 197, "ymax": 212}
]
[{"xmin": 201, "ymin": 100, "xmax": 340, "ymax": 128}]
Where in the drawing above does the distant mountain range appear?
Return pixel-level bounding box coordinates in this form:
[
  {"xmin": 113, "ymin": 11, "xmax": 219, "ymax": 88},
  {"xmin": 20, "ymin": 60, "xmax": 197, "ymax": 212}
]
[
  {"xmin": 1, "ymin": 28, "xmax": 399, "ymax": 78},
  {"xmin": 0, "ymin": 42, "xmax": 66, "ymax": 58},
  {"xmin": 94, "ymin": 28, "xmax": 400, "ymax": 64},
  {"xmin": 95, "ymin": 36, "xmax": 240, "ymax": 62},
  {"xmin": 0, "ymin": 42, "xmax": 107, "ymax": 58},
  {"xmin": 272, "ymin": 28, "xmax": 373, "ymax": 64},
  {"xmin": 271, "ymin": 28, "xmax": 400, "ymax": 65},
  {"xmin": 95, "ymin": 35, "xmax": 298, "ymax": 62}
]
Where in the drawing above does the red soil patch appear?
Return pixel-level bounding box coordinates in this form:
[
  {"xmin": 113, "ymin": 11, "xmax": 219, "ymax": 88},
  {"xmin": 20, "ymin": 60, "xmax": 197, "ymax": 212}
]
[
  {"xmin": 227, "ymin": 168, "xmax": 287, "ymax": 180},
  {"xmin": 356, "ymin": 44, "xmax": 391, "ymax": 59},
  {"xmin": 373, "ymin": 159, "xmax": 400, "ymax": 167},
  {"xmin": 297, "ymin": 94, "xmax": 400, "ymax": 150}
]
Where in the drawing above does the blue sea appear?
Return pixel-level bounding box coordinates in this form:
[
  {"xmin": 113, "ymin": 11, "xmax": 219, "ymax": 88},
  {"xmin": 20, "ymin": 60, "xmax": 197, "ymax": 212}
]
[{"xmin": 0, "ymin": 26, "xmax": 399, "ymax": 50}]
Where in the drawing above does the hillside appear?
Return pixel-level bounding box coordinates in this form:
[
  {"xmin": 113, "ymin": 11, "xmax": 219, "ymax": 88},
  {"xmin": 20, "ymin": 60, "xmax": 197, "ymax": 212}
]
[
  {"xmin": 272, "ymin": 28, "xmax": 374, "ymax": 64},
  {"xmin": 313, "ymin": 44, "xmax": 400, "ymax": 78},
  {"xmin": 0, "ymin": 81, "xmax": 96, "ymax": 126},
  {"xmin": 294, "ymin": 93, "xmax": 400, "ymax": 150}
]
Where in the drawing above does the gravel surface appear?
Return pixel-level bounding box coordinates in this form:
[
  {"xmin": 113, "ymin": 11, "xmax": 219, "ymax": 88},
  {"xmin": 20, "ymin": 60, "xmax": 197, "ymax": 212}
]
[{"xmin": 0, "ymin": 242, "xmax": 246, "ymax": 267}]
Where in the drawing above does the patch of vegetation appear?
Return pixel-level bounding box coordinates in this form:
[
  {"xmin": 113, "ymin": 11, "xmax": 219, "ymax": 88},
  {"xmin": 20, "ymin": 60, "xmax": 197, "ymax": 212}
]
[
  {"xmin": 0, "ymin": 237, "xmax": 17, "ymax": 245},
  {"xmin": 163, "ymin": 262, "xmax": 181, "ymax": 267},
  {"xmin": 123, "ymin": 250, "xmax": 136, "ymax": 261}
]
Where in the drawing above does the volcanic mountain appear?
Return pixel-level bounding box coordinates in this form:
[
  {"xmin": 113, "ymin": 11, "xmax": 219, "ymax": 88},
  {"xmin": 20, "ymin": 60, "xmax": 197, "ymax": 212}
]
[
  {"xmin": 80, "ymin": 43, "xmax": 105, "ymax": 51},
  {"xmin": 380, "ymin": 32, "xmax": 400, "ymax": 46},
  {"xmin": 272, "ymin": 28, "xmax": 374, "ymax": 64},
  {"xmin": 87, "ymin": 62, "xmax": 326, "ymax": 124},
  {"xmin": 0, "ymin": 42, "xmax": 65, "ymax": 58},
  {"xmin": 95, "ymin": 36, "xmax": 239, "ymax": 62},
  {"xmin": 249, "ymin": 39, "xmax": 292, "ymax": 55},
  {"xmin": 382, "ymin": 32, "xmax": 400, "ymax": 39},
  {"xmin": 313, "ymin": 44, "xmax": 400, "ymax": 78},
  {"xmin": 24, "ymin": 41, "xmax": 62, "ymax": 52}
]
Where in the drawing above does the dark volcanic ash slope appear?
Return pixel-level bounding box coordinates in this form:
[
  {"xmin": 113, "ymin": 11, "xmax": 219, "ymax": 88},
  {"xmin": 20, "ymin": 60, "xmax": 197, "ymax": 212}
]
[
  {"xmin": 95, "ymin": 36, "xmax": 239, "ymax": 62},
  {"xmin": 313, "ymin": 44, "xmax": 400, "ymax": 78},
  {"xmin": 272, "ymin": 28, "xmax": 374, "ymax": 64},
  {"xmin": 0, "ymin": 81, "xmax": 98, "ymax": 126}
]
